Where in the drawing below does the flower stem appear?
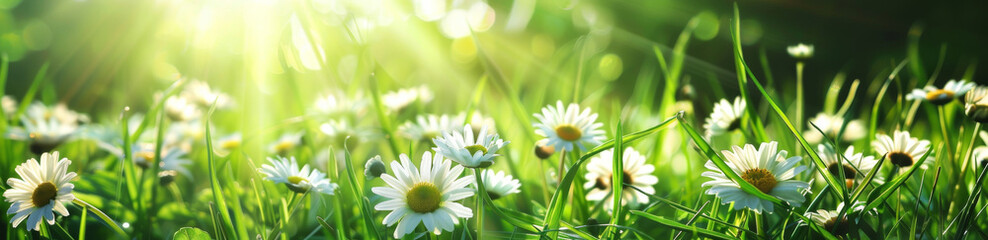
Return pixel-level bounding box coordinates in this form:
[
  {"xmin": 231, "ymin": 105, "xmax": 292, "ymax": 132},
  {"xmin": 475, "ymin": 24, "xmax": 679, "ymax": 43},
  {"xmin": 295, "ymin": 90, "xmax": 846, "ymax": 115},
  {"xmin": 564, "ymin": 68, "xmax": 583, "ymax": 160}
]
[
  {"xmin": 79, "ymin": 205, "xmax": 88, "ymax": 240},
  {"xmin": 473, "ymin": 169, "xmax": 485, "ymax": 240},
  {"xmin": 938, "ymin": 106, "xmax": 956, "ymax": 162},
  {"xmin": 753, "ymin": 211, "xmax": 764, "ymax": 237},
  {"xmin": 795, "ymin": 61, "xmax": 805, "ymax": 155},
  {"xmin": 557, "ymin": 149, "xmax": 568, "ymax": 185}
]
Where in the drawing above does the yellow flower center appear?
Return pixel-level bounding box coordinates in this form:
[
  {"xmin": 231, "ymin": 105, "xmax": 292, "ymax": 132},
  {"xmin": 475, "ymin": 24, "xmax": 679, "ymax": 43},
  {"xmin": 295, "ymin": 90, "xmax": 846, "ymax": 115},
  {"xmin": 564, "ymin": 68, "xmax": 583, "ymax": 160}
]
[
  {"xmin": 32, "ymin": 182, "xmax": 58, "ymax": 207},
  {"xmin": 741, "ymin": 168, "xmax": 778, "ymax": 194},
  {"xmin": 220, "ymin": 140, "xmax": 241, "ymax": 150},
  {"xmin": 274, "ymin": 141, "xmax": 294, "ymax": 153},
  {"xmin": 406, "ymin": 182, "xmax": 442, "ymax": 213},
  {"xmin": 464, "ymin": 144, "xmax": 488, "ymax": 155},
  {"xmin": 288, "ymin": 176, "xmax": 308, "ymax": 185},
  {"xmin": 827, "ymin": 163, "xmax": 857, "ymax": 180},
  {"xmin": 554, "ymin": 124, "xmax": 582, "ymax": 141},
  {"xmin": 888, "ymin": 151, "xmax": 914, "ymax": 167},
  {"xmin": 926, "ymin": 89, "xmax": 955, "ymax": 105}
]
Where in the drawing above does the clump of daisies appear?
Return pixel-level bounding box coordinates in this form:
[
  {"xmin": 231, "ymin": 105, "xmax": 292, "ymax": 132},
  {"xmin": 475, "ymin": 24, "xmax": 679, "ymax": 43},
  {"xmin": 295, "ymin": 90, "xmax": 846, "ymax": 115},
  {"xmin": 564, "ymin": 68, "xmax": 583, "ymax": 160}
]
[
  {"xmin": 873, "ymin": 130, "xmax": 932, "ymax": 169},
  {"xmin": 704, "ymin": 97, "xmax": 745, "ymax": 138},
  {"xmin": 432, "ymin": 124, "xmax": 507, "ymax": 168},
  {"xmin": 182, "ymin": 80, "xmax": 234, "ymax": 109},
  {"xmin": 477, "ymin": 169, "xmax": 521, "ymax": 200},
  {"xmin": 817, "ymin": 144, "xmax": 878, "ymax": 188},
  {"xmin": 259, "ymin": 156, "xmax": 338, "ymax": 195},
  {"xmin": 583, "ymin": 147, "xmax": 658, "ymax": 213},
  {"xmin": 371, "ymin": 152, "xmax": 474, "ymax": 238},
  {"xmin": 398, "ymin": 114, "xmax": 462, "ymax": 142},
  {"xmin": 702, "ymin": 141, "xmax": 809, "ymax": 213},
  {"xmin": 382, "ymin": 85, "xmax": 433, "ymax": 112},
  {"xmin": 532, "ymin": 101, "xmax": 605, "ymax": 152},
  {"xmin": 804, "ymin": 112, "xmax": 866, "ymax": 143},
  {"xmin": 3, "ymin": 152, "xmax": 77, "ymax": 231},
  {"xmin": 9, "ymin": 102, "xmax": 87, "ymax": 155},
  {"xmin": 906, "ymin": 79, "xmax": 976, "ymax": 105}
]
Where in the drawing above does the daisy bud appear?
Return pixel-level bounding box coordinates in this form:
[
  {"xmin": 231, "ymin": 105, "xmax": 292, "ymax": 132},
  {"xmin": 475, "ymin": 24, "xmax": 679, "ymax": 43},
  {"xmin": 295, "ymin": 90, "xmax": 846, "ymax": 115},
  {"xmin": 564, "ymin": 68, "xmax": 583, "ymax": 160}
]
[
  {"xmin": 364, "ymin": 155, "xmax": 387, "ymax": 180},
  {"xmin": 787, "ymin": 43, "xmax": 814, "ymax": 59},
  {"xmin": 965, "ymin": 86, "xmax": 988, "ymax": 123},
  {"xmin": 534, "ymin": 139, "xmax": 555, "ymax": 160},
  {"xmin": 159, "ymin": 170, "xmax": 178, "ymax": 186}
]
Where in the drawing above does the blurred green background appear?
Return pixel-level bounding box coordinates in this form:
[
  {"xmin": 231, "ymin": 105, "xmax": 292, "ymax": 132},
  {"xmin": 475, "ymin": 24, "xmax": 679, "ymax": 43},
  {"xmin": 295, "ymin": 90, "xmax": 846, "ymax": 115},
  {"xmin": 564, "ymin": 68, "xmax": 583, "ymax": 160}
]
[{"xmin": 1, "ymin": 0, "xmax": 986, "ymax": 115}]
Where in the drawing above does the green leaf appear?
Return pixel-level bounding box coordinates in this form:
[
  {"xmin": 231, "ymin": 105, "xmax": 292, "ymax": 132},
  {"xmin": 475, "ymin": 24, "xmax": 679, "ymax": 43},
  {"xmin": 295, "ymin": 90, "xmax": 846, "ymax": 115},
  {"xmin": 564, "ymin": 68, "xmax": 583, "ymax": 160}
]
[
  {"xmin": 204, "ymin": 99, "xmax": 238, "ymax": 240},
  {"xmin": 173, "ymin": 227, "xmax": 212, "ymax": 240},
  {"xmin": 630, "ymin": 210, "xmax": 735, "ymax": 240},
  {"xmin": 342, "ymin": 140, "xmax": 383, "ymax": 240},
  {"xmin": 14, "ymin": 62, "xmax": 48, "ymax": 119},
  {"xmin": 603, "ymin": 121, "xmax": 625, "ymax": 239}
]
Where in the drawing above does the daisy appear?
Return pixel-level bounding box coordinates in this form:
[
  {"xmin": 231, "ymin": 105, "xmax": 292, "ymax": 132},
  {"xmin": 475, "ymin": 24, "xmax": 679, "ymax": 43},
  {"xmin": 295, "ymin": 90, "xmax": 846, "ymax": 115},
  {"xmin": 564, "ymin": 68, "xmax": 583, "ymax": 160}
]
[
  {"xmin": 2, "ymin": 95, "xmax": 15, "ymax": 118},
  {"xmin": 532, "ymin": 101, "xmax": 605, "ymax": 152},
  {"xmin": 906, "ymin": 79, "xmax": 976, "ymax": 105},
  {"xmin": 131, "ymin": 143, "xmax": 193, "ymax": 177},
  {"xmin": 702, "ymin": 141, "xmax": 809, "ymax": 213},
  {"xmin": 787, "ymin": 43, "xmax": 814, "ymax": 59},
  {"xmin": 804, "ymin": 113, "xmax": 866, "ymax": 143},
  {"xmin": 24, "ymin": 102, "xmax": 88, "ymax": 125},
  {"xmin": 382, "ymin": 85, "xmax": 433, "ymax": 112},
  {"xmin": 583, "ymin": 147, "xmax": 658, "ymax": 212},
  {"xmin": 313, "ymin": 91, "xmax": 366, "ymax": 117},
  {"xmin": 703, "ymin": 97, "xmax": 746, "ymax": 137},
  {"xmin": 873, "ymin": 131, "xmax": 932, "ymax": 169},
  {"xmin": 805, "ymin": 202, "xmax": 864, "ymax": 236},
  {"xmin": 258, "ymin": 156, "xmax": 338, "ymax": 195},
  {"xmin": 464, "ymin": 111, "xmax": 496, "ymax": 135},
  {"xmin": 9, "ymin": 107, "xmax": 81, "ymax": 155},
  {"xmin": 398, "ymin": 114, "xmax": 462, "ymax": 142},
  {"xmin": 183, "ymin": 80, "xmax": 233, "ymax": 109},
  {"xmin": 268, "ymin": 131, "xmax": 304, "ymax": 155},
  {"xmin": 478, "ymin": 169, "xmax": 521, "ymax": 200},
  {"xmin": 973, "ymin": 146, "xmax": 988, "ymax": 169},
  {"xmin": 372, "ymin": 152, "xmax": 474, "ymax": 238},
  {"xmin": 433, "ymin": 124, "xmax": 508, "ymax": 168},
  {"xmin": 214, "ymin": 133, "xmax": 242, "ymax": 156},
  {"xmin": 965, "ymin": 86, "xmax": 988, "ymax": 123},
  {"xmin": 3, "ymin": 151, "xmax": 77, "ymax": 231},
  {"xmin": 164, "ymin": 96, "xmax": 200, "ymax": 122},
  {"xmin": 816, "ymin": 144, "xmax": 878, "ymax": 188}
]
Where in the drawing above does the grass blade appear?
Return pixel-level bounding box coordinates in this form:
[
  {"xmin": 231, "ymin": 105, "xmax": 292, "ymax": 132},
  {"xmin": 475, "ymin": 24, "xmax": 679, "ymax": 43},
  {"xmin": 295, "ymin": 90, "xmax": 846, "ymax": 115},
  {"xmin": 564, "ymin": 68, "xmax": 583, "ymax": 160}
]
[
  {"xmin": 630, "ymin": 210, "xmax": 735, "ymax": 240},
  {"xmin": 203, "ymin": 99, "xmax": 238, "ymax": 240}
]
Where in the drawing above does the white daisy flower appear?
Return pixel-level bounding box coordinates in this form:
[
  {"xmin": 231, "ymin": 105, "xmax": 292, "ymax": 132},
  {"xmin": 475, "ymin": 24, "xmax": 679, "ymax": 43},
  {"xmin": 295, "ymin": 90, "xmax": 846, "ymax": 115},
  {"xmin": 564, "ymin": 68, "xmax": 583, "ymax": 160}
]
[
  {"xmin": 131, "ymin": 143, "xmax": 193, "ymax": 177},
  {"xmin": 3, "ymin": 151, "xmax": 76, "ymax": 231},
  {"xmin": 805, "ymin": 202, "xmax": 864, "ymax": 236},
  {"xmin": 787, "ymin": 43, "xmax": 814, "ymax": 59},
  {"xmin": 398, "ymin": 114, "xmax": 463, "ymax": 142},
  {"xmin": 320, "ymin": 119, "xmax": 374, "ymax": 146},
  {"xmin": 872, "ymin": 131, "xmax": 932, "ymax": 169},
  {"xmin": 804, "ymin": 113, "xmax": 866, "ymax": 143},
  {"xmin": 970, "ymin": 131, "xmax": 988, "ymax": 168},
  {"xmin": 183, "ymin": 80, "xmax": 234, "ymax": 109},
  {"xmin": 214, "ymin": 133, "xmax": 242, "ymax": 156},
  {"xmin": 816, "ymin": 144, "xmax": 879, "ymax": 188},
  {"xmin": 477, "ymin": 169, "xmax": 520, "ymax": 200},
  {"xmin": 371, "ymin": 152, "xmax": 474, "ymax": 238},
  {"xmin": 464, "ymin": 111, "xmax": 496, "ymax": 134},
  {"xmin": 23, "ymin": 102, "xmax": 89, "ymax": 125},
  {"xmin": 269, "ymin": 131, "xmax": 304, "ymax": 155},
  {"xmin": 313, "ymin": 91, "xmax": 366, "ymax": 116},
  {"xmin": 701, "ymin": 141, "xmax": 810, "ymax": 213},
  {"xmin": 2, "ymin": 95, "xmax": 15, "ymax": 118},
  {"xmin": 906, "ymin": 79, "xmax": 976, "ymax": 105},
  {"xmin": 532, "ymin": 101, "xmax": 605, "ymax": 152},
  {"xmin": 583, "ymin": 147, "xmax": 658, "ymax": 212},
  {"xmin": 9, "ymin": 106, "xmax": 81, "ymax": 155},
  {"xmin": 703, "ymin": 97, "xmax": 745, "ymax": 137},
  {"xmin": 382, "ymin": 85, "xmax": 433, "ymax": 112},
  {"xmin": 259, "ymin": 156, "xmax": 338, "ymax": 195},
  {"xmin": 433, "ymin": 124, "xmax": 508, "ymax": 168},
  {"xmin": 164, "ymin": 96, "xmax": 200, "ymax": 122},
  {"xmin": 965, "ymin": 86, "xmax": 988, "ymax": 123}
]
